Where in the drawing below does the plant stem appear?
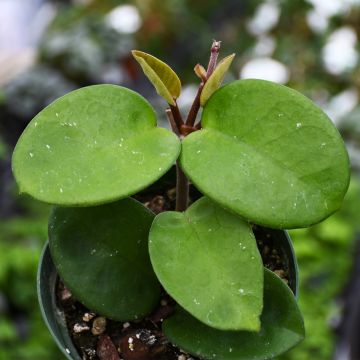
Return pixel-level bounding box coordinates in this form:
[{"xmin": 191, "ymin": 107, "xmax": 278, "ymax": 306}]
[
  {"xmin": 166, "ymin": 109, "xmax": 188, "ymax": 211},
  {"xmin": 170, "ymin": 102, "xmax": 184, "ymax": 131},
  {"xmin": 165, "ymin": 109, "xmax": 180, "ymax": 136},
  {"xmin": 174, "ymin": 40, "xmax": 221, "ymax": 211},
  {"xmin": 185, "ymin": 84, "xmax": 204, "ymax": 127},
  {"xmin": 175, "ymin": 161, "xmax": 189, "ymax": 212},
  {"xmin": 165, "ymin": 109, "xmax": 189, "ymax": 211},
  {"xmin": 185, "ymin": 40, "xmax": 221, "ymax": 127},
  {"xmin": 206, "ymin": 40, "xmax": 221, "ymax": 77}
]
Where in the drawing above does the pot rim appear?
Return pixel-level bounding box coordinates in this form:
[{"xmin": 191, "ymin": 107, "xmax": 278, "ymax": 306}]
[{"xmin": 37, "ymin": 243, "xmax": 82, "ymax": 360}]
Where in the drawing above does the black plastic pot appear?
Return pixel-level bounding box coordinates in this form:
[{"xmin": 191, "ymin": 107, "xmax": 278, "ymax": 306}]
[
  {"xmin": 38, "ymin": 244, "xmax": 82, "ymax": 360},
  {"xmin": 38, "ymin": 228, "xmax": 299, "ymax": 360}
]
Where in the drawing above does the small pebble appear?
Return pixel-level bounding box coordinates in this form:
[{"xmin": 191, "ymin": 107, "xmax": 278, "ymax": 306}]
[
  {"xmin": 119, "ymin": 332, "xmax": 150, "ymax": 360},
  {"xmin": 262, "ymin": 246, "xmax": 270, "ymax": 256},
  {"xmin": 97, "ymin": 334, "xmax": 120, "ymax": 360},
  {"xmin": 92, "ymin": 317, "xmax": 107, "ymax": 335},
  {"xmin": 73, "ymin": 322, "xmax": 90, "ymax": 333},
  {"xmin": 166, "ymin": 188, "xmax": 176, "ymax": 200},
  {"xmin": 150, "ymin": 304, "xmax": 174, "ymax": 323},
  {"xmin": 274, "ymin": 269, "xmax": 286, "ymax": 278},
  {"xmin": 60, "ymin": 287, "xmax": 72, "ymax": 301},
  {"xmin": 83, "ymin": 312, "xmax": 96, "ymax": 322},
  {"xmin": 146, "ymin": 196, "xmax": 166, "ymax": 214},
  {"xmin": 84, "ymin": 348, "xmax": 97, "ymax": 359}
]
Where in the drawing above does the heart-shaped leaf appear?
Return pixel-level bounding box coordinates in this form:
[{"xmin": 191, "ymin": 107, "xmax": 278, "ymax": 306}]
[
  {"xmin": 49, "ymin": 198, "xmax": 160, "ymax": 321},
  {"xmin": 12, "ymin": 85, "xmax": 180, "ymax": 206},
  {"xmin": 181, "ymin": 79, "xmax": 350, "ymax": 229},
  {"xmin": 149, "ymin": 197, "xmax": 263, "ymax": 331},
  {"xmin": 163, "ymin": 269, "xmax": 305, "ymax": 360},
  {"xmin": 200, "ymin": 53, "xmax": 235, "ymax": 106},
  {"xmin": 132, "ymin": 50, "xmax": 181, "ymax": 105}
]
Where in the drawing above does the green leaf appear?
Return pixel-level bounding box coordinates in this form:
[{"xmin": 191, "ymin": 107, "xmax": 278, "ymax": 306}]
[
  {"xmin": 12, "ymin": 85, "xmax": 180, "ymax": 206},
  {"xmin": 200, "ymin": 53, "xmax": 235, "ymax": 106},
  {"xmin": 49, "ymin": 198, "xmax": 160, "ymax": 321},
  {"xmin": 132, "ymin": 50, "xmax": 181, "ymax": 105},
  {"xmin": 163, "ymin": 269, "xmax": 305, "ymax": 360},
  {"xmin": 149, "ymin": 197, "xmax": 263, "ymax": 331},
  {"xmin": 181, "ymin": 79, "xmax": 350, "ymax": 229}
]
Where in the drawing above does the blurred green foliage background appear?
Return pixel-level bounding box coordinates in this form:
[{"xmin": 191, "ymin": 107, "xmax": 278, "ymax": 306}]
[{"xmin": 1, "ymin": 0, "xmax": 360, "ymax": 359}]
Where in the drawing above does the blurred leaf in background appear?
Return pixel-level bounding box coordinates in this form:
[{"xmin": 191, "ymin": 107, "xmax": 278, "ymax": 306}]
[
  {"xmin": 0, "ymin": 196, "xmax": 63, "ymax": 360},
  {"xmin": 281, "ymin": 178, "xmax": 360, "ymax": 360}
]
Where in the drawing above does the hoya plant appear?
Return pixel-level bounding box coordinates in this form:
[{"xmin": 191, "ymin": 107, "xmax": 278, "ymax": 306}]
[{"xmin": 12, "ymin": 41, "xmax": 349, "ymax": 359}]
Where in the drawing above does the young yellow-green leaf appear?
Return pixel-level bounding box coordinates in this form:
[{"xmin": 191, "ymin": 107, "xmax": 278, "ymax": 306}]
[
  {"xmin": 132, "ymin": 50, "xmax": 181, "ymax": 105},
  {"xmin": 163, "ymin": 269, "xmax": 305, "ymax": 360},
  {"xmin": 12, "ymin": 85, "xmax": 180, "ymax": 206},
  {"xmin": 49, "ymin": 198, "xmax": 160, "ymax": 321},
  {"xmin": 200, "ymin": 53, "xmax": 235, "ymax": 106},
  {"xmin": 194, "ymin": 63, "xmax": 207, "ymax": 81},
  {"xmin": 149, "ymin": 197, "xmax": 263, "ymax": 331},
  {"xmin": 181, "ymin": 79, "xmax": 350, "ymax": 229}
]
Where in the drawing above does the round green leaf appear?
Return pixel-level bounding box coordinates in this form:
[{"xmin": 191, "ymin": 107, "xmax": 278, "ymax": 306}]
[
  {"xmin": 181, "ymin": 79, "xmax": 350, "ymax": 229},
  {"xmin": 163, "ymin": 269, "xmax": 305, "ymax": 360},
  {"xmin": 49, "ymin": 198, "xmax": 160, "ymax": 321},
  {"xmin": 12, "ymin": 85, "xmax": 180, "ymax": 206},
  {"xmin": 149, "ymin": 197, "xmax": 263, "ymax": 331}
]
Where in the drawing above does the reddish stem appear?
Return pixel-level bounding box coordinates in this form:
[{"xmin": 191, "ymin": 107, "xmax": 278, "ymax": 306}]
[
  {"xmin": 174, "ymin": 40, "xmax": 221, "ymax": 211},
  {"xmin": 185, "ymin": 84, "xmax": 204, "ymax": 127},
  {"xmin": 165, "ymin": 109, "xmax": 180, "ymax": 136},
  {"xmin": 185, "ymin": 40, "xmax": 221, "ymax": 127},
  {"xmin": 206, "ymin": 40, "xmax": 221, "ymax": 77},
  {"xmin": 170, "ymin": 102, "xmax": 183, "ymax": 131}
]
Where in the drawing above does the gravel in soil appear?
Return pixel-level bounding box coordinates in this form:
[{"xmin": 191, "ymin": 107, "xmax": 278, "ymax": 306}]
[{"xmin": 56, "ymin": 185, "xmax": 291, "ymax": 360}]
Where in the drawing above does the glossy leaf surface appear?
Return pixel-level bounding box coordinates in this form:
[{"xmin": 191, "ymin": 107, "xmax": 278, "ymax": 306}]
[
  {"xmin": 181, "ymin": 79, "xmax": 350, "ymax": 229},
  {"xmin": 149, "ymin": 197, "xmax": 263, "ymax": 331},
  {"xmin": 49, "ymin": 198, "xmax": 160, "ymax": 321},
  {"xmin": 163, "ymin": 269, "xmax": 305, "ymax": 360},
  {"xmin": 132, "ymin": 50, "xmax": 181, "ymax": 105},
  {"xmin": 12, "ymin": 85, "xmax": 180, "ymax": 206},
  {"xmin": 200, "ymin": 53, "xmax": 235, "ymax": 106}
]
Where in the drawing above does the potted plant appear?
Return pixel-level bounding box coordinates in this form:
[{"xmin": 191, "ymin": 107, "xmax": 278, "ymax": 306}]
[{"xmin": 12, "ymin": 41, "xmax": 350, "ymax": 360}]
